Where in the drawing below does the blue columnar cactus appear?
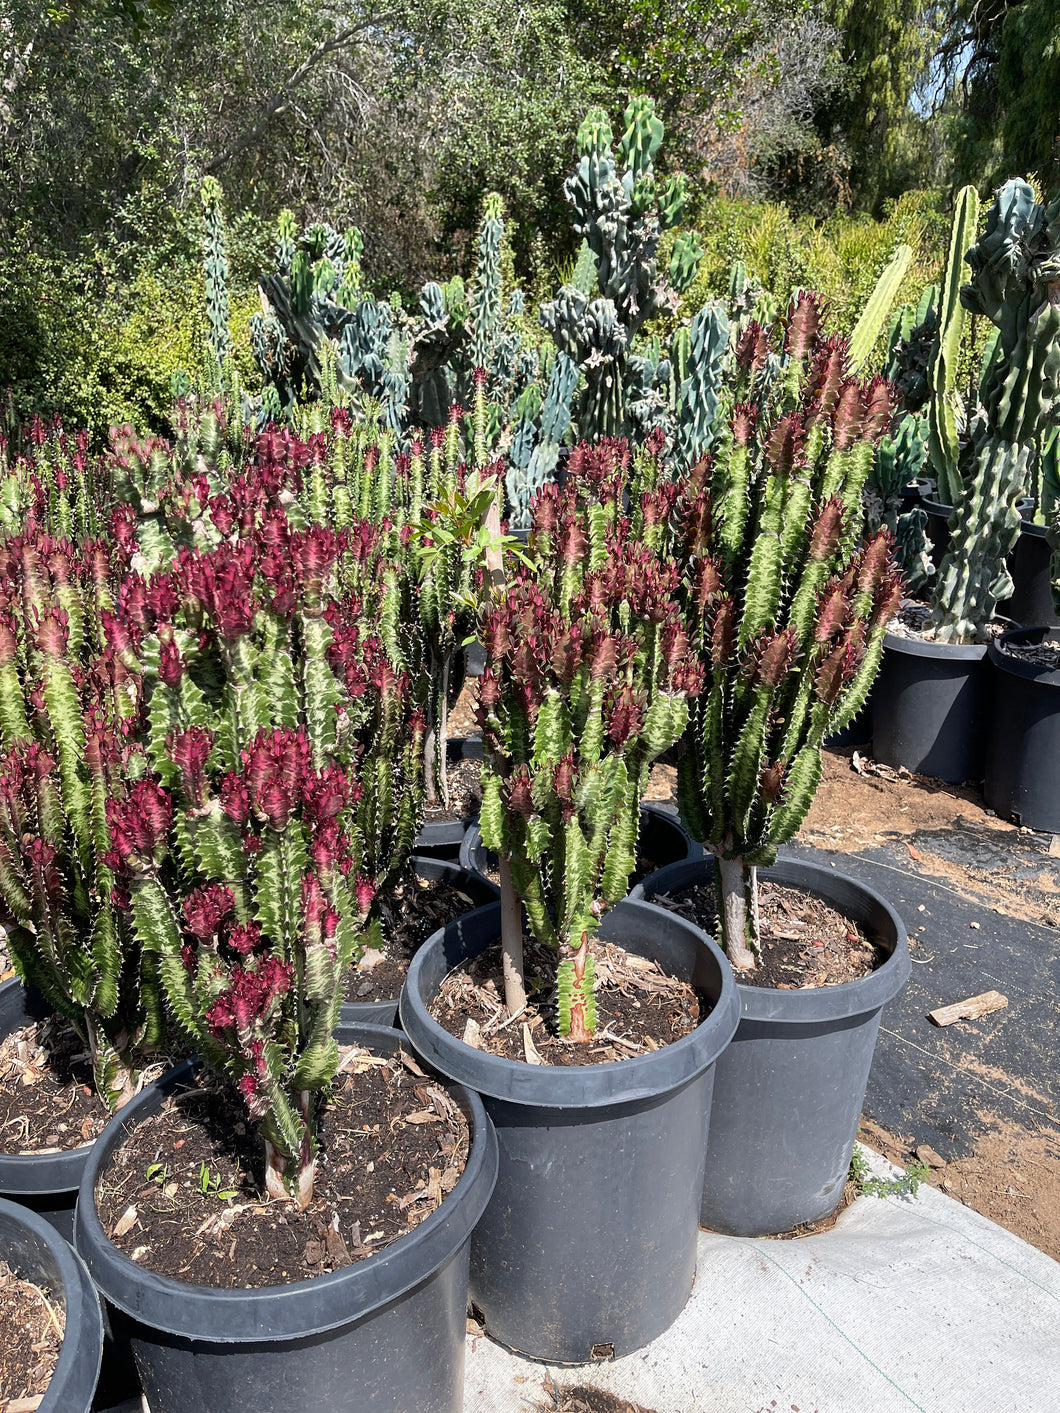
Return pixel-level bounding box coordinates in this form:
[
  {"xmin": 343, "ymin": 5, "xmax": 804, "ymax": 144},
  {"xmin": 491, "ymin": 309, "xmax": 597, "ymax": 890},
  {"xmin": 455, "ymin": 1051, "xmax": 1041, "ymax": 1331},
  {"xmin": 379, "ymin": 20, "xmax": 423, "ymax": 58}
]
[
  {"xmin": 539, "ymin": 98, "xmax": 703, "ymax": 444},
  {"xmin": 930, "ymin": 181, "xmax": 1060, "ymax": 641}
]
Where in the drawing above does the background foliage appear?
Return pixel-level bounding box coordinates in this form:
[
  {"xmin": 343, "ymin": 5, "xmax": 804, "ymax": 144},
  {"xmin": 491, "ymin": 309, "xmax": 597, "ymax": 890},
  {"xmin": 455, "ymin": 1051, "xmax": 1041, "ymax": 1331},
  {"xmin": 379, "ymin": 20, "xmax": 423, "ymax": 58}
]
[{"xmin": 1, "ymin": 0, "xmax": 1056, "ymax": 435}]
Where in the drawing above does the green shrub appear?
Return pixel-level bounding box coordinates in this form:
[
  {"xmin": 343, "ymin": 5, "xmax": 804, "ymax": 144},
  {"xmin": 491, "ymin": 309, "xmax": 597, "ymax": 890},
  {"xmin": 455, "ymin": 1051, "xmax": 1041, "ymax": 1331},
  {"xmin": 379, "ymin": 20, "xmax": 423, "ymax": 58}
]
[{"xmin": 669, "ymin": 189, "xmax": 950, "ymax": 364}]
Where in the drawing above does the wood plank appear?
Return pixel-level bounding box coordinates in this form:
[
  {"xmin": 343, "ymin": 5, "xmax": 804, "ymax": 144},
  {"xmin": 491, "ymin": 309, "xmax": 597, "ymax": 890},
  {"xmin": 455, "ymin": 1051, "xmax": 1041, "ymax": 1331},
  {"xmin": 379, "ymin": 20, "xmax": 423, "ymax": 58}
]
[{"xmin": 927, "ymin": 990, "xmax": 1008, "ymax": 1027}]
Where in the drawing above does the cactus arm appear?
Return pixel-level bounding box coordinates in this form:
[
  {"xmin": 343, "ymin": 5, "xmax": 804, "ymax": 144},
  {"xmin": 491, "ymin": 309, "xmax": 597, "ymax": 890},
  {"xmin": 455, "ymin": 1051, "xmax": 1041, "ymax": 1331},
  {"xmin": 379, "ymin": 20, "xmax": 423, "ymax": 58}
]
[
  {"xmin": 847, "ymin": 245, "xmax": 914, "ymax": 373},
  {"xmin": 928, "ymin": 187, "xmax": 980, "ymax": 505}
]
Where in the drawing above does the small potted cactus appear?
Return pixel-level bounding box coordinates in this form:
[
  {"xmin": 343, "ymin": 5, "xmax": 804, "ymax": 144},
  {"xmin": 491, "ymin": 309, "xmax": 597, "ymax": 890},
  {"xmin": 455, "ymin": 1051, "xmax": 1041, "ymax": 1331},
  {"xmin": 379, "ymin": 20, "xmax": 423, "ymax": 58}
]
[
  {"xmin": 631, "ymin": 292, "xmax": 911, "ymax": 1236},
  {"xmin": 873, "ymin": 179, "xmax": 1060, "ymax": 782},
  {"xmin": 73, "ymin": 509, "xmax": 498, "ymax": 1413},
  {"xmin": 400, "ymin": 439, "xmax": 739, "ymax": 1363}
]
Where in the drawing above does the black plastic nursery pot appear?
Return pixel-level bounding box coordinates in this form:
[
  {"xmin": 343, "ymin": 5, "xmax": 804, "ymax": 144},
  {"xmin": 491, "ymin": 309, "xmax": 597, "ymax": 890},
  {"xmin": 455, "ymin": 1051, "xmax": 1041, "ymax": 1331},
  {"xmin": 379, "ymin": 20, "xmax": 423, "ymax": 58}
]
[
  {"xmin": 399, "ymin": 898, "xmax": 739, "ymax": 1364},
  {"xmin": 458, "ymin": 801, "xmax": 701, "ymax": 881},
  {"xmin": 0, "ymin": 1196, "xmax": 103, "ymax": 1411},
  {"xmin": 823, "ymin": 693, "xmax": 874, "ymax": 748},
  {"xmin": 73, "ymin": 1023, "xmax": 498, "ymax": 1413},
  {"xmin": 922, "ymin": 497, "xmax": 952, "ymax": 569},
  {"xmin": 0, "ymin": 978, "xmax": 96, "ymax": 1239},
  {"xmin": 413, "ymin": 735, "xmax": 483, "ymax": 862},
  {"xmin": 1001, "ymin": 521, "xmax": 1059, "ymax": 629},
  {"xmin": 871, "ymin": 629, "xmax": 992, "ymax": 783},
  {"xmin": 630, "ymin": 855, "xmax": 910, "ymax": 1236},
  {"xmin": 339, "ymin": 854, "xmax": 500, "ymax": 1029},
  {"xmin": 984, "ymin": 627, "xmax": 1060, "ymax": 832}
]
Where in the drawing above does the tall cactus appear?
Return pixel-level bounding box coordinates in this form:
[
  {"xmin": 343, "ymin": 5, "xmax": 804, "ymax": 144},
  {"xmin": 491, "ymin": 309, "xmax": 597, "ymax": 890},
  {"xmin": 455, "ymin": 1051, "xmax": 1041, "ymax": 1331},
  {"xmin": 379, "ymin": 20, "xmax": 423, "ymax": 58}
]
[
  {"xmin": 201, "ymin": 178, "xmax": 233, "ymax": 386},
  {"xmin": 671, "ymin": 294, "xmax": 902, "ymax": 969},
  {"xmin": 505, "ymin": 352, "xmax": 578, "ymax": 530},
  {"xmin": 539, "ymin": 98, "xmax": 703, "ymax": 443},
  {"xmin": 927, "ymin": 187, "xmax": 980, "ymax": 507},
  {"xmin": 847, "ymin": 245, "xmax": 914, "ymax": 374},
  {"xmin": 884, "ymin": 284, "xmax": 939, "ymax": 413},
  {"xmin": 476, "ymin": 440, "xmax": 703, "ymax": 1034},
  {"xmin": 0, "ymin": 521, "xmax": 163, "ymax": 1110},
  {"xmin": 931, "ymin": 180, "xmax": 1060, "ymax": 641},
  {"xmin": 107, "ymin": 499, "xmax": 422, "ymax": 1206},
  {"xmin": 673, "ymin": 304, "xmax": 730, "ymax": 470}
]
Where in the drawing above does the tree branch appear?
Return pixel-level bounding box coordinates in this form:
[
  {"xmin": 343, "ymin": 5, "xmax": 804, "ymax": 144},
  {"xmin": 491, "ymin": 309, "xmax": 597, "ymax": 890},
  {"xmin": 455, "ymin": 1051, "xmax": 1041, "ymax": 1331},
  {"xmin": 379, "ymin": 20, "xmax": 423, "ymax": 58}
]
[{"xmin": 203, "ymin": 10, "xmax": 402, "ymax": 175}]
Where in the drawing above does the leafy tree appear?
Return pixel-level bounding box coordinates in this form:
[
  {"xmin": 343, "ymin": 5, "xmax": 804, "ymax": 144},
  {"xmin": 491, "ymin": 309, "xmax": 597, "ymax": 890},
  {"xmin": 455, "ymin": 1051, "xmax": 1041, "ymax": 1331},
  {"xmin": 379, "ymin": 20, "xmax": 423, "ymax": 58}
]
[{"xmin": 932, "ymin": 0, "xmax": 1060, "ymax": 189}]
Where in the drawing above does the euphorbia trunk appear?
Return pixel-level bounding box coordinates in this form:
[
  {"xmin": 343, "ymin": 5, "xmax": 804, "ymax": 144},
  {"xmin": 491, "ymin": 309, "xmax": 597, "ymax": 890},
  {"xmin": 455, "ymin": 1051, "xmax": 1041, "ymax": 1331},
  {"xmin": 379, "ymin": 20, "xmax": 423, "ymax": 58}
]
[
  {"xmin": 498, "ymin": 857, "xmax": 526, "ymax": 1017},
  {"xmin": 423, "ymin": 651, "xmax": 450, "ymax": 810},
  {"xmin": 714, "ymin": 854, "xmax": 760, "ymax": 973},
  {"xmin": 264, "ymin": 1091, "xmax": 315, "ymax": 1209},
  {"xmin": 85, "ymin": 1018, "xmax": 139, "ymax": 1113}
]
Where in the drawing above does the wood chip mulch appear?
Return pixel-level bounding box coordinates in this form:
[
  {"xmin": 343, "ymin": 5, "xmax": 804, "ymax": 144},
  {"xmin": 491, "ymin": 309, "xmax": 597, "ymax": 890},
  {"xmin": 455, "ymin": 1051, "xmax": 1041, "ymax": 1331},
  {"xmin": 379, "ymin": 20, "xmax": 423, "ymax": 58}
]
[
  {"xmin": 94, "ymin": 1047, "xmax": 469, "ymax": 1290},
  {"xmin": 429, "ymin": 937, "xmax": 710, "ymax": 1066},
  {"xmin": 0, "ymin": 1013, "xmax": 108, "ymax": 1156},
  {"xmin": 533, "ymin": 1377, "xmax": 660, "ymax": 1413},
  {"xmin": 0, "ymin": 1260, "xmax": 65, "ymax": 1413},
  {"xmin": 651, "ymin": 880, "xmax": 886, "ymax": 989},
  {"xmin": 345, "ymin": 870, "xmax": 490, "ymax": 1003}
]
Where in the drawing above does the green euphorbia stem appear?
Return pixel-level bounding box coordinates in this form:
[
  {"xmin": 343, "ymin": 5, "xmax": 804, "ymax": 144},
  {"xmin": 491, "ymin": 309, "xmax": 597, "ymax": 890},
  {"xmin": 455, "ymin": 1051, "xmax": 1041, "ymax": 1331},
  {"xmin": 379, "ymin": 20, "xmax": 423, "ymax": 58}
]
[
  {"xmin": 499, "ymin": 856, "xmax": 526, "ymax": 1017},
  {"xmin": 264, "ymin": 1089, "xmax": 314, "ymax": 1209}
]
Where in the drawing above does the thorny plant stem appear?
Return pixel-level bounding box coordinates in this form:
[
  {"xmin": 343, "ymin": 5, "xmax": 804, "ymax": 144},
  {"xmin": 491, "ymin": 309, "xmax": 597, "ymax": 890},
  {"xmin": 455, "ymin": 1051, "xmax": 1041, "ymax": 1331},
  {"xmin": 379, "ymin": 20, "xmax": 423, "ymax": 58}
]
[
  {"xmin": 715, "ymin": 853, "xmax": 758, "ymax": 972},
  {"xmin": 499, "ymin": 856, "xmax": 527, "ymax": 1016}
]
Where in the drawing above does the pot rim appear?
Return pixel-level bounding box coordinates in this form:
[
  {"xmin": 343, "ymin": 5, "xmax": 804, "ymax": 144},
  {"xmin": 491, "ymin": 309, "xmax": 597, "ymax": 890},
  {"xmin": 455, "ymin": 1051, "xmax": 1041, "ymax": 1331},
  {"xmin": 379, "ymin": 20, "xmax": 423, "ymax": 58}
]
[
  {"xmin": 628, "ymin": 853, "xmax": 910, "ymax": 1023},
  {"xmin": 988, "ymin": 626, "xmax": 1060, "ymax": 686},
  {"xmin": 0, "ymin": 1195, "xmax": 103, "ymax": 1411},
  {"xmin": 883, "ymin": 628, "xmax": 989, "ymax": 662},
  {"xmin": 73, "ymin": 1024, "xmax": 498, "ymax": 1343},
  {"xmin": 399, "ymin": 897, "xmax": 740, "ymax": 1109},
  {"xmin": 0, "ymin": 979, "xmax": 96, "ymax": 1194}
]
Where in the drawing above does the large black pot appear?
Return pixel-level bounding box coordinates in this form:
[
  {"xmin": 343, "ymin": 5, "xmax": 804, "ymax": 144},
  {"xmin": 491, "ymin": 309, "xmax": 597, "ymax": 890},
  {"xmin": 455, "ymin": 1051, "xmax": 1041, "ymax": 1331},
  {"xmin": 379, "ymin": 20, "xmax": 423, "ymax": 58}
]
[
  {"xmin": 74, "ymin": 1024, "xmax": 498, "ymax": 1413},
  {"xmin": 458, "ymin": 802, "xmax": 701, "ymax": 882},
  {"xmin": 340, "ymin": 855, "xmax": 499, "ymax": 1029},
  {"xmin": 1002, "ymin": 521, "xmax": 1059, "ymax": 629},
  {"xmin": 631, "ymin": 855, "xmax": 910, "ymax": 1236},
  {"xmin": 921, "ymin": 497, "xmax": 952, "ymax": 569},
  {"xmin": 0, "ymin": 979, "xmax": 95, "ymax": 1239},
  {"xmin": 984, "ymin": 627, "xmax": 1060, "ymax": 832},
  {"xmin": 399, "ymin": 898, "xmax": 739, "ymax": 1363},
  {"xmin": 871, "ymin": 629, "xmax": 991, "ymax": 783},
  {"xmin": 0, "ymin": 1196, "xmax": 103, "ymax": 1411},
  {"xmin": 413, "ymin": 736, "xmax": 483, "ymax": 862}
]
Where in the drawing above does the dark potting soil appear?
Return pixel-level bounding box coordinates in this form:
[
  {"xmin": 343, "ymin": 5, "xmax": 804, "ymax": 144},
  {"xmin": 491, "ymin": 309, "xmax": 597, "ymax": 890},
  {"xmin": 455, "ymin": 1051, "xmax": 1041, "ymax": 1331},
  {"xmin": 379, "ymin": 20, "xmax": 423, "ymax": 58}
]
[
  {"xmin": 888, "ymin": 600, "xmax": 1010, "ymax": 646},
  {"xmin": 345, "ymin": 869, "xmax": 488, "ymax": 1003},
  {"xmin": 0, "ymin": 1259, "xmax": 64, "ymax": 1410},
  {"xmin": 996, "ymin": 636, "xmax": 1060, "ymax": 669},
  {"xmin": 94, "ymin": 1047, "xmax": 469, "ymax": 1290},
  {"xmin": 0, "ymin": 1011, "xmax": 109, "ymax": 1155},
  {"xmin": 650, "ymin": 880, "xmax": 884, "ymax": 988},
  {"xmin": 422, "ymin": 757, "xmax": 482, "ymax": 825},
  {"xmin": 429, "ymin": 937, "xmax": 710, "ymax": 1066}
]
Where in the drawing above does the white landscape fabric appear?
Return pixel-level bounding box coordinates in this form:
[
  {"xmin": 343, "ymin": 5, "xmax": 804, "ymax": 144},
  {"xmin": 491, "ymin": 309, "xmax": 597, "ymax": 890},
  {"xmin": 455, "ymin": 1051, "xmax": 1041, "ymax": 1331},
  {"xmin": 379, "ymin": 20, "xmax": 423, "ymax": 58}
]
[{"xmin": 463, "ymin": 1144, "xmax": 1060, "ymax": 1413}]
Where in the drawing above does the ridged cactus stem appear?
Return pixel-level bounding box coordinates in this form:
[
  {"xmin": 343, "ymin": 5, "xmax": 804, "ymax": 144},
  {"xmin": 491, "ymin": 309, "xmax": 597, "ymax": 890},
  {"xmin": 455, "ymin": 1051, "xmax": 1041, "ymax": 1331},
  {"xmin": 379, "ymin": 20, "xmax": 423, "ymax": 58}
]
[
  {"xmin": 847, "ymin": 245, "xmax": 914, "ymax": 374},
  {"xmin": 928, "ymin": 187, "xmax": 980, "ymax": 507},
  {"xmin": 932, "ymin": 439, "xmax": 1031, "ymax": 641}
]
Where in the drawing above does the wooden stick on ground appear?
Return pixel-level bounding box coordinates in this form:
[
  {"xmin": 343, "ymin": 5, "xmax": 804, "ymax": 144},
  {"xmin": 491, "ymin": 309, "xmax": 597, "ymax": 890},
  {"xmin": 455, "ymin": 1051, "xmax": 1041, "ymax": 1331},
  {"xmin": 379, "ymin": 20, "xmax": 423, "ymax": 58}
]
[{"xmin": 928, "ymin": 991, "xmax": 1008, "ymax": 1027}]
